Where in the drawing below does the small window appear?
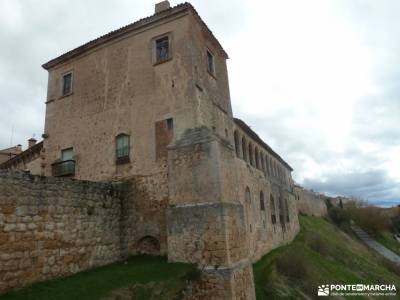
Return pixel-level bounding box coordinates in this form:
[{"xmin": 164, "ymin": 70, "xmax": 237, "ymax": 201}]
[
  {"xmin": 116, "ymin": 134, "xmax": 130, "ymax": 164},
  {"xmin": 167, "ymin": 118, "xmax": 173, "ymax": 130},
  {"xmin": 61, "ymin": 148, "xmax": 73, "ymax": 161},
  {"xmin": 207, "ymin": 50, "xmax": 215, "ymax": 75},
  {"xmin": 62, "ymin": 72, "xmax": 73, "ymax": 96},
  {"xmin": 260, "ymin": 191, "xmax": 265, "ymax": 211},
  {"xmin": 155, "ymin": 36, "xmax": 170, "ymax": 63}
]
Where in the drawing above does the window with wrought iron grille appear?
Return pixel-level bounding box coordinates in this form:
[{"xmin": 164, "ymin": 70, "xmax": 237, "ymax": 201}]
[{"xmin": 116, "ymin": 134, "xmax": 130, "ymax": 164}]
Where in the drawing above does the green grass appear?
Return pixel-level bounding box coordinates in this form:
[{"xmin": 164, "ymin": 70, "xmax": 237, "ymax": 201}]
[
  {"xmin": 253, "ymin": 216, "xmax": 400, "ymax": 299},
  {"xmin": 0, "ymin": 256, "xmax": 198, "ymax": 300},
  {"xmin": 377, "ymin": 231, "xmax": 400, "ymax": 256}
]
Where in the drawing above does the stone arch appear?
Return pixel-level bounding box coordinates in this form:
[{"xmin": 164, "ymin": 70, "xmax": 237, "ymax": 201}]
[
  {"xmin": 255, "ymin": 147, "xmax": 259, "ymax": 169},
  {"xmin": 245, "ymin": 187, "xmax": 252, "ymax": 232},
  {"xmin": 136, "ymin": 235, "xmax": 160, "ymax": 255},
  {"xmin": 260, "ymin": 154, "xmax": 265, "ymax": 173},
  {"xmin": 270, "ymin": 194, "xmax": 276, "ymax": 224},
  {"xmin": 248, "ymin": 143, "xmax": 254, "ymax": 166},
  {"xmin": 234, "ymin": 130, "xmax": 240, "ymax": 158},
  {"xmin": 260, "ymin": 191, "xmax": 265, "ymax": 211},
  {"xmin": 278, "ymin": 196, "xmax": 285, "ymax": 227},
  {"xmin": 285, "ymin": 198, "xmax": 290, "ymax": 223},
  {"xmin": 242, "ymin": 137, "xmax": 247, "ymax": 162}
]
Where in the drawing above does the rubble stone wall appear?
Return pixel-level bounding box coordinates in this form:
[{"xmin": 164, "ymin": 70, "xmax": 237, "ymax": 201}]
[{"xmin": 0, "ymin": 171, "xmax": 123, "ymax": 294}]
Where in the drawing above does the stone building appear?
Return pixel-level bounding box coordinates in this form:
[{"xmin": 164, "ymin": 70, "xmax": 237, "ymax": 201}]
[
  {"xmin": 1, "ymin": 2, "xmax": 301, "ymax": 298},
  {"xmin": 0, "ymin": 145, "xmax": 22, "ymax": 165},
  {"xmin": 0, "ymin": 139, "xmax": 43, "ymax": 175}
]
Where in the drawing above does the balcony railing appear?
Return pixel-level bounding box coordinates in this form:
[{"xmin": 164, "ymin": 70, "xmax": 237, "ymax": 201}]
[{"xmin": 52, "ymin": 160, "xmax": 75, "ymax": 177}]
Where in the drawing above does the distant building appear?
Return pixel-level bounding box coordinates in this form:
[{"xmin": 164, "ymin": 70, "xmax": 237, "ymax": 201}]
[
  {"xmin": 0, "ymin": 139, "xmax": 44, "ymax": 175},
  {"xmin": 0, "ymin": 145, "xmax": 22, "ymax": 164}
]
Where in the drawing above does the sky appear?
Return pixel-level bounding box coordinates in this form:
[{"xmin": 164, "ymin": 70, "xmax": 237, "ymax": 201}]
[{"xmin": 0, "ymin": 0, "xmax": 399, "ymax": 206}]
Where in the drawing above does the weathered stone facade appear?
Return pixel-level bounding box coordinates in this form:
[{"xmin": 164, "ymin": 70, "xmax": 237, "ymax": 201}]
[
  {"xmin": 1, "ymin": 2, "xmax": 306, "ymax": 299},
  {"xmin": 294, "ymin": 185, "xmax": 328, "ymax": 217},
  {"xmin": 0, "ymin": 140, "xmax": 44, "ymax": 176},
  {"xmin": 0, "ymin": 171, "xmax": 122, "ymax": 293}
]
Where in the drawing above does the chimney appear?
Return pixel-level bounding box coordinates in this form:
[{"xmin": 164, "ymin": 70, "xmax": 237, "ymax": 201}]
[
  {"xmin": 155, "ymin": 1, "xmax": 170, "ymax": 14},
  {"xmin": 28, "ymin": 138, "xmax": 37, "ymax": 148}
]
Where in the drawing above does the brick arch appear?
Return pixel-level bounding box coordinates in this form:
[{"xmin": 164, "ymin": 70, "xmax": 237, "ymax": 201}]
[{"xmin": 136, "ymin": 235, "xmax": 160, "ymax": 255}]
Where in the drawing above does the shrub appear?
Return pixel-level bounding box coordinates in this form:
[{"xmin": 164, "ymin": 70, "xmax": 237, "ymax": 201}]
[
  {"xmin": 276, "ymin": 251, "xmax": 307, "ymax": 279},
  {"xmin": 306, "ymin": 232, "xmax": 329, "ymax": 255},
  {"xmin": 350, "ymin": 207, "xmax": 390, "ymax": 236},
  {"xmin": 328, "ymin": 206, "xmax": 351, "ymax": 227}
]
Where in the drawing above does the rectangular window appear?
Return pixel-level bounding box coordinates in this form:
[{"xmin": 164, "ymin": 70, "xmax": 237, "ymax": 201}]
[
  {"xmin": 61, "ymin": 148, "xmax": 73, "ymax": 161},
  {"xmin": 52, "ymin": 147, "xmax": 75, "ymax": 177},
  {"xmin": 116, "ymin": 134, "xmax": 130, "ymax": 164},
  {"xmin": 62, "ymin": 72, "xmax": 73, "ymax": 96},
  {"xmin": 166, "ymin": 118, "xmax": 173, "ymax": 130},
  {"xmin": 155, "ymin": 36, "xmax": 169, "ymax": 63},
  {"xmin": 207, "ymin": 50, "xmax": 215, "ymax": 75}
]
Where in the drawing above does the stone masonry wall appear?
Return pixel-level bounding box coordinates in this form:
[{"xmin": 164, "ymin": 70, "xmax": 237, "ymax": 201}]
[
  {"xmin": 0, "ymin": 171, "xmax": 123, "ymax": 294},
  {"xmin": 294, "ymin": 186, "xmax": 328, "ymax": 217}
]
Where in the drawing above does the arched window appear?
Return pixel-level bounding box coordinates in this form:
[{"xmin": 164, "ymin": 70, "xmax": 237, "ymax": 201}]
[
  {"xmin": 242, "ymin": 137, "xmax": 247, "ymax": 162},
  {"xmin": 116, "ymin": 134, "xmax": 130, "ymax": 164},
  {"xmin": 265, "ymin": 155, "xmax": 269, "ymax": 175},
  {"xmin": 248, "ymin": 143, "xmax": 254, "ymax": 166},
  {"xmin": 260, "ymin": 191, "xmax": 265, "ymax": 211},
  {"xmin": 245, "ymin": 187, "xmax": 252, "ymax": 232},
  {"xmin": 278, "ymin": 196, "xmax": 284, "ymax": 225},
  {"xmin": 245, "ymin": 187, "xmax": 251, "ymax": 204},
  {"xmin": 260, "ymin": 155, "xmax": 265, "ymax": 173},
  {"xmin": 285, "ymin": 198, "xmax": 290, "ymax": 222},
  {"xmin": 255, "ymin": 148, "xmax": 259, "ymax": 169},
  {"xmin": 234, "ymin": 131, "xmax": 240, "ymax": 157},
  {"xmin": 270, "ymin": 194, "xmax": 276, "ymax": 224}
]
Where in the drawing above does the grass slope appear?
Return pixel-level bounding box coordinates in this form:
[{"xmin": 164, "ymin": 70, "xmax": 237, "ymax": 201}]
[
  {"xmin": 377, "ymin": 231, "xmax": 400, "ymax": 256},
  {"xmin": 253, "ymin": 216, "xmax": 400, "ymax": 299},
  {"xmin": 0, "ymin": 256, "xmax": 197, "ymax": 300}
]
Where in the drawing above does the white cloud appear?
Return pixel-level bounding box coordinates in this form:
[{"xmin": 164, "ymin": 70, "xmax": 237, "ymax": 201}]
[{"xmin": 0, "ymin": 0, "xmax": 398, "ymax": 204}]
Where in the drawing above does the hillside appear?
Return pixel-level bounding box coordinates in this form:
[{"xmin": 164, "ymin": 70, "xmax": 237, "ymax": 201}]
[
  {"xmin": 253, "ymin": 216, "xmax": 400, "ymax": 299},
  {"xmin": 0, "ymin": 256, "xmax": 198, "ymax": 300}
]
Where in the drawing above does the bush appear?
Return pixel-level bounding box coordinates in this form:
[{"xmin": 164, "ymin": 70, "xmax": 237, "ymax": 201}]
[
  {"xmin": 276, "ymin": 251, "xmax": 307, "ymax": 279},
  {"xmin": 350, "ymin": 207, "xmax": 390, "ymax": 236},
  {"xmin": 306, "ymin": 232, "xmax": 329, "ymax": 255},
  {"xmin": 328, "ymin": 206, "xmax": 351, "ymax": 227}
]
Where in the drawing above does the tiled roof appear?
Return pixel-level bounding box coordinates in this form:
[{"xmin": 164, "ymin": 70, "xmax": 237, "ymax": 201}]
[
  {"xmin": 0, "ymin": 141, "xmax": 43, "ymax": 169},
  {"xmin": 42, "ymin": 2, "xmax": 228, "ymax": 70},
  {"xmin": 234, "ymin": 118, "xmax": 293, "ymax": 171}
]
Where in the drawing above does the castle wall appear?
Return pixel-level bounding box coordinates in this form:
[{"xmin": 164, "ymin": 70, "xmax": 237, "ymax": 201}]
[
  {"xmin": 234, "ymin": 158, "xmax": 299, "ymax": 262},
  {"xmin": 294, "ymin": 186, "xmax": 328, "ymax": 217},
  {"xmin": 43, "ymin": 11, "xmax": 198, "ymax": 181},
  {"xmin": 0, "ymin": 169, "xmax": 169, "ymax": 295},
  {"xmin": 0, "ymin": 171, "xmax": 123, "ymax": 294}
]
